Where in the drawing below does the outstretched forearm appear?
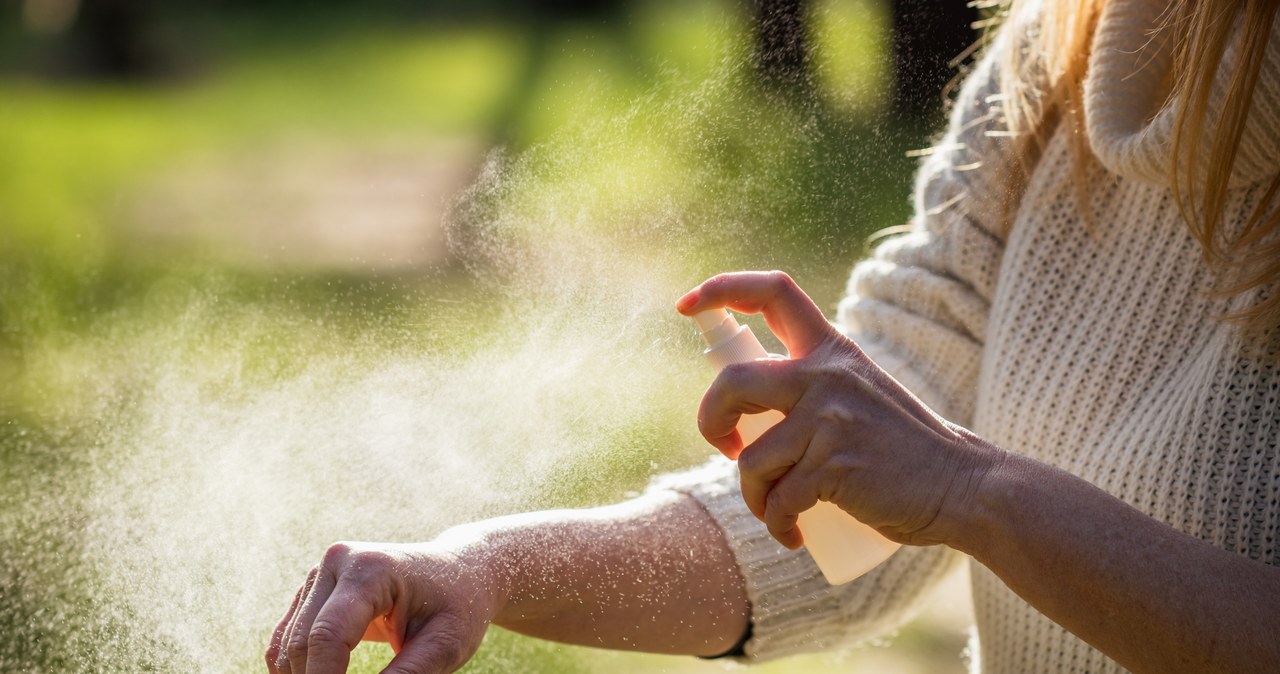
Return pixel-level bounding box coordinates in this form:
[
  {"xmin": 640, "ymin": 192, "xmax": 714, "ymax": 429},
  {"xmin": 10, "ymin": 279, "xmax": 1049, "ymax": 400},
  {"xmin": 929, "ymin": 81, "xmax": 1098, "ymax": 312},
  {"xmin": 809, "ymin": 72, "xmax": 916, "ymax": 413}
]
[
  {"xmin": 441, "ymin": 489, "xmax": 751, "ymax": 657},
  {"xmin": 957, "ymin": 451, "xmax": 1280, "ymax": 673}
]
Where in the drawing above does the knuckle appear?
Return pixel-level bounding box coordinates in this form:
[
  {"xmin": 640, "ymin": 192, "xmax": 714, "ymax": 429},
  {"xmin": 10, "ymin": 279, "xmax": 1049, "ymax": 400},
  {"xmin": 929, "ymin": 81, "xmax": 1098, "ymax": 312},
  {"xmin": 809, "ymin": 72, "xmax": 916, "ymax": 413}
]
[
  {"xmin": 285, "ymin": 631, "xmax": 309, "ymax": 661},
  {"xmin": 342, "ymin": 549, "xmax": 397, "ymax": 589},
  {"xmin": 737, "ymin": 447, "xmax": 763, "ymax": 474},
  {"xmin": 814, "ymin": 470, "xmax": 845, "ymax": 503},
  {"xmin": 322, "ymin": 541, "xmax": 353, "ymax": 567},
  {"xmin": 325, "ymin": 542, "xmax": 396, "ymax": 582},
  {"xmin": 817, "ymin": 401, "xmax": 854, "ymax": 425},
  {"xmin": 803, "ymin": 386, "xmax": 865, "ymax": 427},
  {"xmin": 719, "ymin": 362, "xmax": 753, "ymax": 389},
  {"xmin": 765, "ymin": 485, "xmax": 790, "ymax": 513},
  {"xmin": 438, "ymin": 641, "xmax": 466, "ymax": 669},
  {"xmin": 767, "ymin": 270, "xmax": 796, "ymax": 293},
  {"xmin": 309, "ymin": 620, "xmax": 348, "ymax": 649},
  {"xmin": 264, "ymin": 644, "xmax": 280, "ymax": 667},
  {"xmin": 739, "ymin": 447, "xmax": 786, "ymax": 481},
  {"xmin": 350, "ymin": 548, "xmax": 395, "ymax": 575}
]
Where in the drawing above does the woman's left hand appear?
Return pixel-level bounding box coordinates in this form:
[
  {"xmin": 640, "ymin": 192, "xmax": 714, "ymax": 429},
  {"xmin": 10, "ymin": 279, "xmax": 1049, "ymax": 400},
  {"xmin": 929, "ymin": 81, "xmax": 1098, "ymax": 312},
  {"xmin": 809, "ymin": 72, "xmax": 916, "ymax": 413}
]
[{"xmin": 676, "ymin": 270, "xmax": 1005, "ymax": 551}]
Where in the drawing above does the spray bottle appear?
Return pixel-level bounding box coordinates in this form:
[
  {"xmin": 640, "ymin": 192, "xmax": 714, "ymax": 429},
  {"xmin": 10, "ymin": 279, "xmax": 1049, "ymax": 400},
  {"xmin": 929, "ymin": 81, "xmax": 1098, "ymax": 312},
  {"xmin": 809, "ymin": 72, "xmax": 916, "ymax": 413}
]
[{"xmin": 691, "ymin": 308, "xmax": 901, "ymax": 585}]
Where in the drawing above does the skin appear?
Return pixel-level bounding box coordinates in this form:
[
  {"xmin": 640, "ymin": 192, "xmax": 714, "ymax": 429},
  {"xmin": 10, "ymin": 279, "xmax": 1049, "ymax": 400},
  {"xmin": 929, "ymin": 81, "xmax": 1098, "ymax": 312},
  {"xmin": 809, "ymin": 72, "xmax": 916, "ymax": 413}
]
[
  {"xmin": 268, "ymin": 271, "xmax": 1280, "ymax": 674},
  {"xmin": 265, "ymin": 494, "xmax": 750, "ymax": 674}
]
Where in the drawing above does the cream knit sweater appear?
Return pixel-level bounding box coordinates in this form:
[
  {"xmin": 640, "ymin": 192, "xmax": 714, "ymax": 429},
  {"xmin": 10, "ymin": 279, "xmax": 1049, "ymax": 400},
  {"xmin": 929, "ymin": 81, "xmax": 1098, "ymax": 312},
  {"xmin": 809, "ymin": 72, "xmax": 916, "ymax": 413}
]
[{"xmin": 656, "ymin": 1, "xmax": 1280, "ymax": 672}]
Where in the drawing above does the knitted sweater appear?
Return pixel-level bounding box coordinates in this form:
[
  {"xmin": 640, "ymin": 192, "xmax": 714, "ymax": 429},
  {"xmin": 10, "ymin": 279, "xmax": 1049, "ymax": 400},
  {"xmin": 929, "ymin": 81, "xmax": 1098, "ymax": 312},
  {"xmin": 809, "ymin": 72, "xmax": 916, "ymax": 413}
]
[{"xmin": 657, "ymin": 1, "xmax": 1280, "ymax": 672}]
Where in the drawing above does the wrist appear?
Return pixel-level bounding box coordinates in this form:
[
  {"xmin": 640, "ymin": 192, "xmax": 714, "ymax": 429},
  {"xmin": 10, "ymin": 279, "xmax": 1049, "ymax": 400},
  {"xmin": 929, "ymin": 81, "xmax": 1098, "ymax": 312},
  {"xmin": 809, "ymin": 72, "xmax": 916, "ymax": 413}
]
[
  {"xmin": 935, "ymin": 433, "xmax": 1017, "ymax": 556},
  {"xmin": 434, "ymin": 522, "xmax": 517, "ymax": 625}
]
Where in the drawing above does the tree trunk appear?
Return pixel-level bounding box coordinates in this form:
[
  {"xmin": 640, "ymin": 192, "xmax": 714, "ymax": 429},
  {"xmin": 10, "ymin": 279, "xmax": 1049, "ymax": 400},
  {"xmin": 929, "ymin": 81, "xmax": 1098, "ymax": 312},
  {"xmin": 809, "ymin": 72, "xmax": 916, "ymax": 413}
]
[
  {"xmin": 753, "ymin": 0, "xmax": 812, "ymax": 95},
  {"xmin": 890, "ymin": 0, "xmax": 980, "ymax": 119}
]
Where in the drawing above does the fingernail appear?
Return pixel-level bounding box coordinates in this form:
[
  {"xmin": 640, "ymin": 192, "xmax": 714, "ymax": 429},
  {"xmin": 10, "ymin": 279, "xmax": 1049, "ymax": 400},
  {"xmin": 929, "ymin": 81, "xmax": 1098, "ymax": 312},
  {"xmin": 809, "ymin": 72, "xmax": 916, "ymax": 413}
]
[{"xmin": 674, "ymin": 290, "xmax": 698, "ymax": 314}]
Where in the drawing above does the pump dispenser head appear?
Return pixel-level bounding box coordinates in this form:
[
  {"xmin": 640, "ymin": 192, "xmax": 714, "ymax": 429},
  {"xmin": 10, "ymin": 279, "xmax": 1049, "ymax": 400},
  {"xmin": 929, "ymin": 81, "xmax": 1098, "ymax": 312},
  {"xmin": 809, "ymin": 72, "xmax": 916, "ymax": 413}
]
[
  {"xmin": 693, "ymin": 309, "xmax": 739, "ymax": 347},
  {"xmin": 692, "ymin": 309, "xmax": 770, "ymax": 371}
]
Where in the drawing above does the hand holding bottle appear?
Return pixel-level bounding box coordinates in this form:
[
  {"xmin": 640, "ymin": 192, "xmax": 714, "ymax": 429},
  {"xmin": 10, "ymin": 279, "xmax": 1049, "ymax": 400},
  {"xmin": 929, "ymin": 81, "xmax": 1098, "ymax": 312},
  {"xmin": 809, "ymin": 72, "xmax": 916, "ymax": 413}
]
[{"xmin": 676, "ymin": 270, "xmax": 1005, "ymax": 552}]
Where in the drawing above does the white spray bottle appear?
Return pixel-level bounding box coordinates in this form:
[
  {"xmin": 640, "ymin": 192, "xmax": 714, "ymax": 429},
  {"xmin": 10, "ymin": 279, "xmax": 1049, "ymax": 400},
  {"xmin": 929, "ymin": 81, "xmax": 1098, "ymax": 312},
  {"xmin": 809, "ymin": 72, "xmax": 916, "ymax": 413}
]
[{"xmin": 692, "ymin": 308, "xmax": 901, "ymax": 585}]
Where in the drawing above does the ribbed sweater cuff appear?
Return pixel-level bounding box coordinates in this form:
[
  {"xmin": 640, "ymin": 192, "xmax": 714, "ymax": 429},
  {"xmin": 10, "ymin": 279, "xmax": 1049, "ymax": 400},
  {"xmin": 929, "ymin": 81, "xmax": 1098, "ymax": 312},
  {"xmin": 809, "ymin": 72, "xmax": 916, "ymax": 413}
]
[{"xmin": 651, "ymin": 459, "xmax": 850, "ymax": 661}]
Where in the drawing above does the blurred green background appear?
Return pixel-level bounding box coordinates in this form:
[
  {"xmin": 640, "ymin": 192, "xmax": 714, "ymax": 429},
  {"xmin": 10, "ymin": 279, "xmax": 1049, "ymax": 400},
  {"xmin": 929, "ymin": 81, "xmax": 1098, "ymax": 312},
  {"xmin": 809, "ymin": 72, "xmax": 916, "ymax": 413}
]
[{"xmin": 0, "ymin": 0, "xmax": 978, "ymax": 672}]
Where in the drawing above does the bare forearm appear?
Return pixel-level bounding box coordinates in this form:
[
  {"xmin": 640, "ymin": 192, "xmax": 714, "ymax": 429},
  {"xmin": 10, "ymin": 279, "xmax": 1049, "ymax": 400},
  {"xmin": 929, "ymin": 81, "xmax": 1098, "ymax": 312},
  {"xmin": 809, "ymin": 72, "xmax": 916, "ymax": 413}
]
[
  {"xmin": 958, "ymin": 451, "xmax": 1280, "ymax": 673},
  {"xmin": 441, "ymin": 490, "xmax": 750, "ymax": 657}
]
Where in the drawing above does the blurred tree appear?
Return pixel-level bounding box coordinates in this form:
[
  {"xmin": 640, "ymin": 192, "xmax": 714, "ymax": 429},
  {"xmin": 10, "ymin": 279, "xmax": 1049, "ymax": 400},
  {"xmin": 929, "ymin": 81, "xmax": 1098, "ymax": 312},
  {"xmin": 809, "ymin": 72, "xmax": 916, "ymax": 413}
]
[
  {"xmin": 69, "ymin": 0, "xmax": 161, "ymax": 78},
  {"xmin": 889, "ymin": 0, "xmax": 979, "ymax": 118},
  {"xmin": 21, "ymin": 0, "xmax": 80, "ymax": 34},
  {"xmin": 751, "ymin": 0, "xmax": 978, "ymax": 117},
  {"xmin": 753, "ymin": 0, "xmax": 812, "ymax": 96},
  {"xmin": 18, "ymin": 0, "xmax": 180, "ymax": 80},
  {"xmin": 488, "ymin": 0, "xmax": 641, "ymax": 146},
  {"xmin": 531, "ymin": 0, "xmax": 619, "ymax": 14}
]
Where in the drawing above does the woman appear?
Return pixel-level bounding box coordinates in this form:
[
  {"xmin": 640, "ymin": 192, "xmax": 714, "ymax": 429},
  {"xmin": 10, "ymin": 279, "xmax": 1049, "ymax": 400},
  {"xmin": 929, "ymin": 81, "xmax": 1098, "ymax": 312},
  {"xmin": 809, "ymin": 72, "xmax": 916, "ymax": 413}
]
[{"xmin": 266, "ymin": 0, "xmax": 1280, "ymax": 672}]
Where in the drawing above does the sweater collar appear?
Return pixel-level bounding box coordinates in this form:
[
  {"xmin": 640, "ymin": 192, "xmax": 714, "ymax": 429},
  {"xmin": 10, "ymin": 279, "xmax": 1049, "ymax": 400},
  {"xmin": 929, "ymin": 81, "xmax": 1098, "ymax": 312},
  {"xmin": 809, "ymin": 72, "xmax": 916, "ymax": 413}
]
[{"xmin": 1083, "ymin": 0, "xmax": 1280, "ymax": 188}]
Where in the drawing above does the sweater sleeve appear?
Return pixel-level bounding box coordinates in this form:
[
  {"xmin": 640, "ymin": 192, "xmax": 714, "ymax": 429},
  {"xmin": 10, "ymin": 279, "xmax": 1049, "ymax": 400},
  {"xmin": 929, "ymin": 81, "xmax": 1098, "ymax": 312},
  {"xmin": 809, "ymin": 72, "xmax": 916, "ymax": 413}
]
[
  {"xmin": 655, "ymin": 31, "xmax": 1018, "ymax": 663},
  {"xmin": 837, "ymin": 28, "xmax": 1015, "ymax": 428}
]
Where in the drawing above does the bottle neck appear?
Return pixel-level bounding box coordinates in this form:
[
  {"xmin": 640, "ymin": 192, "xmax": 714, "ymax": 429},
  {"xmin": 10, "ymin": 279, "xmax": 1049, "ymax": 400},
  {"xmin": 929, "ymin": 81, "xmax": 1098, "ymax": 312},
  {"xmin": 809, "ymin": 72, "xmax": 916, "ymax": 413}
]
[{"xmin": 704, "ymin": 324, "xmax": 770, "ymax": 372}]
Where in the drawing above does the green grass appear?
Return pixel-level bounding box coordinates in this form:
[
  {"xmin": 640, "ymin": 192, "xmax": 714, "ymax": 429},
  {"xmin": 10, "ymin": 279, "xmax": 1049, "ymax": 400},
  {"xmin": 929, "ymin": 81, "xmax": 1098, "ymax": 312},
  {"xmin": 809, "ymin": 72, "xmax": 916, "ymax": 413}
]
[{"xmin": 0, "ymin": 1, "xmax": 963, "ymax": 672}]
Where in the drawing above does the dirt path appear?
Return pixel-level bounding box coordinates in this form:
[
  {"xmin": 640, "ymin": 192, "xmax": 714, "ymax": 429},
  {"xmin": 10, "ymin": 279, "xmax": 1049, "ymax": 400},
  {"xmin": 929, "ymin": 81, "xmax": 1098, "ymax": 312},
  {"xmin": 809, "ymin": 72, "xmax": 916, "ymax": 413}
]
[{"xmin": 128, "ymin": 136, "xmax": 485, "ymax": 272}]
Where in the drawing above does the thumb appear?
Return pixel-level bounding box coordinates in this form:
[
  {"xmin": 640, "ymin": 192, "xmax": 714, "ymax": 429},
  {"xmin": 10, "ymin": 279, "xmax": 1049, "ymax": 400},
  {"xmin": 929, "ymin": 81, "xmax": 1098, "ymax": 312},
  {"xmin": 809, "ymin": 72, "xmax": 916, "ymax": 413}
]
[{"xmin": 380, "ymin": 613, "xmax": 479, "ymax": 674}]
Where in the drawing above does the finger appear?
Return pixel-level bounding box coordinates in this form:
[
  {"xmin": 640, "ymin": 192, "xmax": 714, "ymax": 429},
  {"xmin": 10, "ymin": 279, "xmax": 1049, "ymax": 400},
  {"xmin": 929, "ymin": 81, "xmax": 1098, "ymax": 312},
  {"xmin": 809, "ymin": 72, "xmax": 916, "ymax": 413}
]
[
  {"xmin": 381, "ymin": 613, "xmax": 476, "ymax": 674},
  {"xmin": 736, "ymin": 417, "xmax": 813, "ymax": 520},
  {"xmin": 307, "ymin": 575, "xmax": 395, "ymax": 674},
  {"xmin": 761, "ymin": 446, "xmax": 829, "ymax": 550},
  {"xmin": 676, "ymin": 271, "xmax": 838, "ymax": 358},
  {"xmin": 285, "ymin": 565, "xmax": 339, "ymax": 674},
  {"xmin": 280, "ymin": 567, "xmax": 322, "ymax": 674},
  {"xmin": 698, "ymin": 358, "xmax": 802, "ymax": 457},
  {"xmin": 268, "ymin": 580, "xmax": 308, "ymax": 673}
]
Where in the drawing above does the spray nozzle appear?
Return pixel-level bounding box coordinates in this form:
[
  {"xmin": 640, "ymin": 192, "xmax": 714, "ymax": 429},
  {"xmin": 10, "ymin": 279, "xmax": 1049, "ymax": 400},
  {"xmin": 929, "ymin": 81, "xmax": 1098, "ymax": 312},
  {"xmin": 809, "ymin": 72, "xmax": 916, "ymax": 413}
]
[{"xmin": 692, "ymin": 309, "xmax": 741, "ymax": 348}]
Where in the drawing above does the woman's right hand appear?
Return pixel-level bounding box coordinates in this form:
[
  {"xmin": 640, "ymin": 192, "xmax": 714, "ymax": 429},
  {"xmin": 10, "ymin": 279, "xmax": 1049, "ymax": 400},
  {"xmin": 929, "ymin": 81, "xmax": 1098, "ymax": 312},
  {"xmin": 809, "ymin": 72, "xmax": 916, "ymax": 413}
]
[{"xmin": 265, "ymin": 535, "xmax": 505, "ymax": 674}]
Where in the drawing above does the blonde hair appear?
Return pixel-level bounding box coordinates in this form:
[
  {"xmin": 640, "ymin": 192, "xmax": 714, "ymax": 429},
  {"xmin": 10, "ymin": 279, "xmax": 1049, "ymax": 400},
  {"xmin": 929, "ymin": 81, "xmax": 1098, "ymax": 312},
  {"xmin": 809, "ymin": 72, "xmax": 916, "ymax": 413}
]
[{"xmin": 997, "ymin": 0, "xmax": 1280, "ymax": 341}]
